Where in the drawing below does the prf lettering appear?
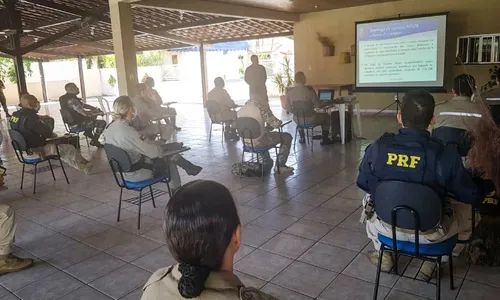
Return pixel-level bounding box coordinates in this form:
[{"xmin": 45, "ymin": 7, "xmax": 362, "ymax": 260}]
[{"xmin": 386, "ymin": 153, "xmax": 421, "ymax": 168}]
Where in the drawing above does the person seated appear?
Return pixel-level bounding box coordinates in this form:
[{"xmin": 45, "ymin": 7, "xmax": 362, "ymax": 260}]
[
  {"xmin": 59, "ymin": 83, "xmax": 106, "ymax": 148},
  {"xmin": 357, "ymin": 90, "xmax": 482, "ymax": 279},
  {"xmin": 144, "ymin": 77, "xmax": 181, "ymax": 131},
  {"xmin": 238, "ymin": 98, "xmax": 294, "ymax": 173},
  {"xmin": 10, "ymin": 94, "xmax": 93, "ymax": 174},
  {"xmin": 467, "ymin": 95, "xmax": 500, "ymax": 265},
  {"xmin": 434, "ymin": 74, "xmax": 480, "ymax": 131},
  {"xmin": 141, "ymin": 180, "xmax": 277, "ymax": 300},
  {"xmin": 103, "ymin": 96, "xmax": 202, "ymax": 194},
  {"xmin": 207, "ymin": 77, "xmax": 239, "ymax": 141},
  {"xmin": 134, "ymin": 83, "xmax": 179, "ymax": 134},
  {"xmin": 476, "ymin": 68, "xmax": 500, "ymax": 124},
  {"xmin": 287, "ymin": 72, "xmax": 334, "ymax": 145},
  {"xmin": 131, "ymin": 84, "xmax": 174, "ymax": 142}
]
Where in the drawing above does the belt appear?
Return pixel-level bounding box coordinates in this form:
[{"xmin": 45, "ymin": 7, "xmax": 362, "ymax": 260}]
[{"xmin": 378, "ymin": 219, "xmax": 439, "ymax": 236}]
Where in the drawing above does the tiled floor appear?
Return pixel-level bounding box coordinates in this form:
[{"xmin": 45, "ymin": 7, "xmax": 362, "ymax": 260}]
[{"xmin": 0, "ymin": 102, "xmax": 498, "ymax": 299}]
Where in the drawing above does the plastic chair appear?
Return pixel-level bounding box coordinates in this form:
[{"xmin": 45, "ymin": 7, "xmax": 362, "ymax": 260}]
[
  {"xmin": 60, "ymin": 108, "xmax": 89, "ymax": 149},
  {"xmin": 372, "ymin": 181, "xmax": 457, "ymax": 300},
  {"xmin": 206, "ymin": 101, "xmax": 226, "ymax": 143},
  {"xmin": 291, "ymin": 101, "xmax": 321, "ymax": 152},
  {"xmin": 235, "ymin": 117, "xmax": 281, "ymax": 180},
  {"xmin": 97, "ymin": 96, "xmax": 113, "ymax": 122},
  {"xmin": 9, "ymin": 129, "xmax": 69, "ymax": 194},
  {"xmin": 104, "ymin": 144, "xmax": 172, "ymax": 230}
]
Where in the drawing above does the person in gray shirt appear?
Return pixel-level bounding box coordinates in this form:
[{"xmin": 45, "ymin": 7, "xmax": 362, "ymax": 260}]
[{"xmin": 103, "ymin": 96, "xmax": 201, "ymax": 193}]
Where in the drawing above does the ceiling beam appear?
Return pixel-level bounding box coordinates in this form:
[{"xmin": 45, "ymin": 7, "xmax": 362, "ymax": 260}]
[
  {"xmin": 25, "ymin": 16, "xmax": 81, "ymax": 31},
  {"xmin": 30, "ymin": 31, "xmax": 114, "ymax": 51},
  {"xmin": 22, "ymin": 0, "xmax": 199, "ymax": 46},
  {"xmin": 20, "ymin": 23, "xmax": 83, "ymax": 55},
  {"xmin": 205, "ymin": 31, "xmax": 293, "ymax": 45},
  {"xmin": 0, "ymin": 46, "xmax": 15, "ymax": 56},
  {"xmin": 134, "ymin": 0, "xmax": 299, "ymax": 22},
  {"xmin": 161, "ymin": 17, "xmax": 238, "ymax": 31}
]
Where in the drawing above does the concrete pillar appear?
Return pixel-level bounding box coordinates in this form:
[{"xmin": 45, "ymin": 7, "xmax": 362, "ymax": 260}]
[
  {"xmin": 200, "ymin": 42, "xmax": 208, "ymax": 105},
  {"xmin": 109, "ymin": 0, "xmax": 138, "ymax": 97},
  {"xmin": 38, "ymin": 60, "xmax": 48, "ymax": 102},
  {"xmin": 12, "ymin": 35, "xmax": 27, "ymax": 95},
  {"xmin": 77, "ymin": 56, "xmax": 87, "ymax": 103}
]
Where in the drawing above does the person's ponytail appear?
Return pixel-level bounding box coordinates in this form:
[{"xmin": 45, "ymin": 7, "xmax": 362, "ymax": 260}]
[{"xmin": 177, "ymin": 263, "xmax": 211, "ymax": 298}]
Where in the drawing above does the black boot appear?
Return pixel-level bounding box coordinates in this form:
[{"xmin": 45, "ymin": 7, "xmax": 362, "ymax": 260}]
[
  {"xmin": 298, "ymin": 130, "xmax": 306, "ymax": 144},
  {"xmin": 320, "ymin": 131, "xmax": 335, "ymax": 145},
  {"xmin": 172, "ymin": 155, "xmax": 202, "ymax": 176}
]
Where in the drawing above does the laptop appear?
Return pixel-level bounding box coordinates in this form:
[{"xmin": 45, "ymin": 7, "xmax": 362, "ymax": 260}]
[{"xmin": 318, "ymin": 89, "xmax": 335, "ymax": 104}]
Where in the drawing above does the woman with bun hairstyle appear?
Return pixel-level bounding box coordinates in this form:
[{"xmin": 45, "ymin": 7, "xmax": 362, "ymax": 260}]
[{"xmin": 141, "ymin": 180, "xmax": 278, "ymax": 300}]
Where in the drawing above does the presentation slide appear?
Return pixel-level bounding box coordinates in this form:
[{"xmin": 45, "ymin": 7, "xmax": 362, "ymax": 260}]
[{"xmin": 355, "ymin": 14, "xmax": 447, "ymax": 90}]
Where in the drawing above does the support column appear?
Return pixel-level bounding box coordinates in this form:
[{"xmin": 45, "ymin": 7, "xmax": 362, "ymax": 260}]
[
  {"xmin": 11, "ymin": 35, "xmax": 27, "ymax": 95},
  {"xmin": 77, "ymin": 56, "xmax": 87, "ymax": 103},
  {"xmin": 38, "ymin": 60, "xmax": 48, "ymax": 102},
  {"xmin": 109, "ymin": 0, "xmax": 138, "ymax": 96},
  {"xmin": 200, "ymin": 42, "xmax": 208, "ymax": 106}
]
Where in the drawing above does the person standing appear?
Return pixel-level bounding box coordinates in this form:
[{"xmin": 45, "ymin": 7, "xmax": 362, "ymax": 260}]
[
  {"xmin": 244, "ymin": 55, "xmax": 269, "ymax": 107},
  {"xmin": 0, "ymin": 80, "xmax": 10, "ymax": 118}
]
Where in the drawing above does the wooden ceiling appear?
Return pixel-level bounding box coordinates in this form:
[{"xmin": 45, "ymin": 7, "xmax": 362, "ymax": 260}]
[
  {"xmin": 199, "ymin": 0, "xmax": 400, "ymax": 13},
  {"xmin": 0, "ymin": 0, "xmax": 399, "ymax": 59}
]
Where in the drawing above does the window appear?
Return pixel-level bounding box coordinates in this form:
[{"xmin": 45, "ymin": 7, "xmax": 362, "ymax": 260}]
[
  {"xmin": 171, "ymin": 55, "xmax": 178, "ymax": 65},
  {"xmin": 457, "ymin": 34, "xmax": 500, "ymax": 64}
]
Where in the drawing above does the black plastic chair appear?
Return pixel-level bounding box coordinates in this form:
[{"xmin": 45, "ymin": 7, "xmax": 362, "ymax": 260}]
[
  {"xmin": 372, "ymin": 181, "xmax": 457, "ymax": 300},
  {"xmin": 104, "ymin": 144, "xmax": 172, "ymax": 230},
  {"xmin": 291, "ymin": 101, "xmax": 321, "ymax": 152},
  {"xmin": 206, "ymin": 101, "xmax": 226, "ymax": 143},
  {"xmin": 60, "ymin": 108, "xmax": 89, "ymax": 149},
  {"xmin": 432, "ymin": 126, "xmax": 470, "ymax": 157},
  {"xmin": 9, "ymin": 129, "xmax": 69, "ymax": 194},
  {"xmin": 235, "ymin": 117, "xmax": 281, "ymax": 180}
]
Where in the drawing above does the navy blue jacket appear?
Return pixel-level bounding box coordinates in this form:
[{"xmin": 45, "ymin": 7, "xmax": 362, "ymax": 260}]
[{"xmin": 357, "ymin": 128, "xmax": 481, "ymax": 205}]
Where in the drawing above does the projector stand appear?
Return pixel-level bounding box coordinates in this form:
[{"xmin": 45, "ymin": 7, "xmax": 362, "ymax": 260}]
[{"xmin": 373, "ymin": 93, "xmax": 402, "ymax": 117}]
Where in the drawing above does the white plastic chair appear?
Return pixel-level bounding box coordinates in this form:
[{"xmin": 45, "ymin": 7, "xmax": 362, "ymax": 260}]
[{"xmin": 97, "ymin": 96, "xmax": 113, "ymax": 122}]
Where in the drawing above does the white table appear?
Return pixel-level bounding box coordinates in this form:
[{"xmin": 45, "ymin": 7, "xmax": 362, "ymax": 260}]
[{"xmin": 315, "ymin": 98, "xmax": 362, "ymax": 144}]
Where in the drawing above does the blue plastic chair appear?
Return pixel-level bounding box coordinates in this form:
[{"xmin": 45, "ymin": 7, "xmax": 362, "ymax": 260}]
[
  {"xmin": 235, "ymin": 117, "xmax": 280, "ymax": 180},
  {"xmin": 9, "ymin": 129, "xmax": 69, "ymax": 194},
  {"xmin": 372, "ymin": 181, "xmax": 457, "ymax": 300},
  {"xmin": 291, "ymin": 101, "xmax": 322, "ymax": 152},
  {"xmin": 104, "ymin": 144, "xmax": 172, "ymax": 230}
]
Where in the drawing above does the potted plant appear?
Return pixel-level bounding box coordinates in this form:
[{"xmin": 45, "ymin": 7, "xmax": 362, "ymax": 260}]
[{"xmin": 273, "ymin": 57, "xmax": 294, "ymax": 113}]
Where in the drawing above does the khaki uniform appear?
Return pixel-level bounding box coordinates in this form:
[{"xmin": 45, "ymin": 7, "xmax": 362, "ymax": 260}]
[
  {"xmin": 26, "ymin": 143, "xmax": 90, "ymax": 172},
  {"xmin": 141, "ymin": 264, "xmax": 277, "ymax": 300},
  {"xmin": 0, "ymin": 205, "xmax": 15, "ymax": 256},
  {"xmin": 286, "ymin": 84, "xmax": 330, "ymax": 131},
  {"xmin": 433, "ymin": 96, "xmax": 480, "ymax": 131},
  {"xmin": 207, "ymin": 87, "xmax": 237, "ymax": 123}
]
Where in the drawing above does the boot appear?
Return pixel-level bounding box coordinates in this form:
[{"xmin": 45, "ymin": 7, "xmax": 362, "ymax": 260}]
[
  {"xmin": 320, "ymin": 131, "xmax": 335, "ymax": 145},
  {"xmin": 298, "ymin": 130, "xmax": 306, "ymax": 144},
  {"xmin": 0, "ymin": 255, "xmax": 34, "ymax": 275},
  {"xmin": 173, "ymin": 155, "xmax": 202, "ymax": 176},
  {"xmin": 368, "ymin": 250, "xmax": 394, "ymax": 273}
]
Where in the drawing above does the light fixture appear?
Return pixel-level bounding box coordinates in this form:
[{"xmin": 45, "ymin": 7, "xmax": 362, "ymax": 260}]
[
  {"xmin": 179, "ymin": 11, "xmax": 184, "ymax": 21},
  {"xmin": 34, "ymin": 37, "xmax": 39, "ymax": 42},
  {"xmin": 90, "ymin": 26, "xmax": 95, "ymax": 36},
  {"xmin": 314, "ymin": 5, "xmax": 319, "ymax": 9}
]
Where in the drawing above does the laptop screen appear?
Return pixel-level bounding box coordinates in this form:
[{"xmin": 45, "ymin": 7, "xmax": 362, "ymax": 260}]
[{"xmin": 318, "ymin": 90, "xmax": 334, "ymax": 102}]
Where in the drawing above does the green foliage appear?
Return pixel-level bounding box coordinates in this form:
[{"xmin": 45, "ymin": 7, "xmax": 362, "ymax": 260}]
[
  {"xmin": 0, "ymin": 58, "xmax": 33, "ymax": 83},
  {"xmin": 97, "ymin": 55, "xmax": 116, "ymax": 69},
  {"xmin": 482, "ymin": 66, "xmax": 500, "ymax": 91},
  {"xmin": 86, "ymin": 57, "xmax": 94, "ymax": 69},
  {"xmin": 273, "ymin": 56, "xmax": 294, "ymax": 95},
  {"xmin": 137, "ymin": 51, "xmax": 164, "ymax": 67},
  {"xmin": 108, "ymin": 74, "xmax": 117, "ymax": 88}
]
